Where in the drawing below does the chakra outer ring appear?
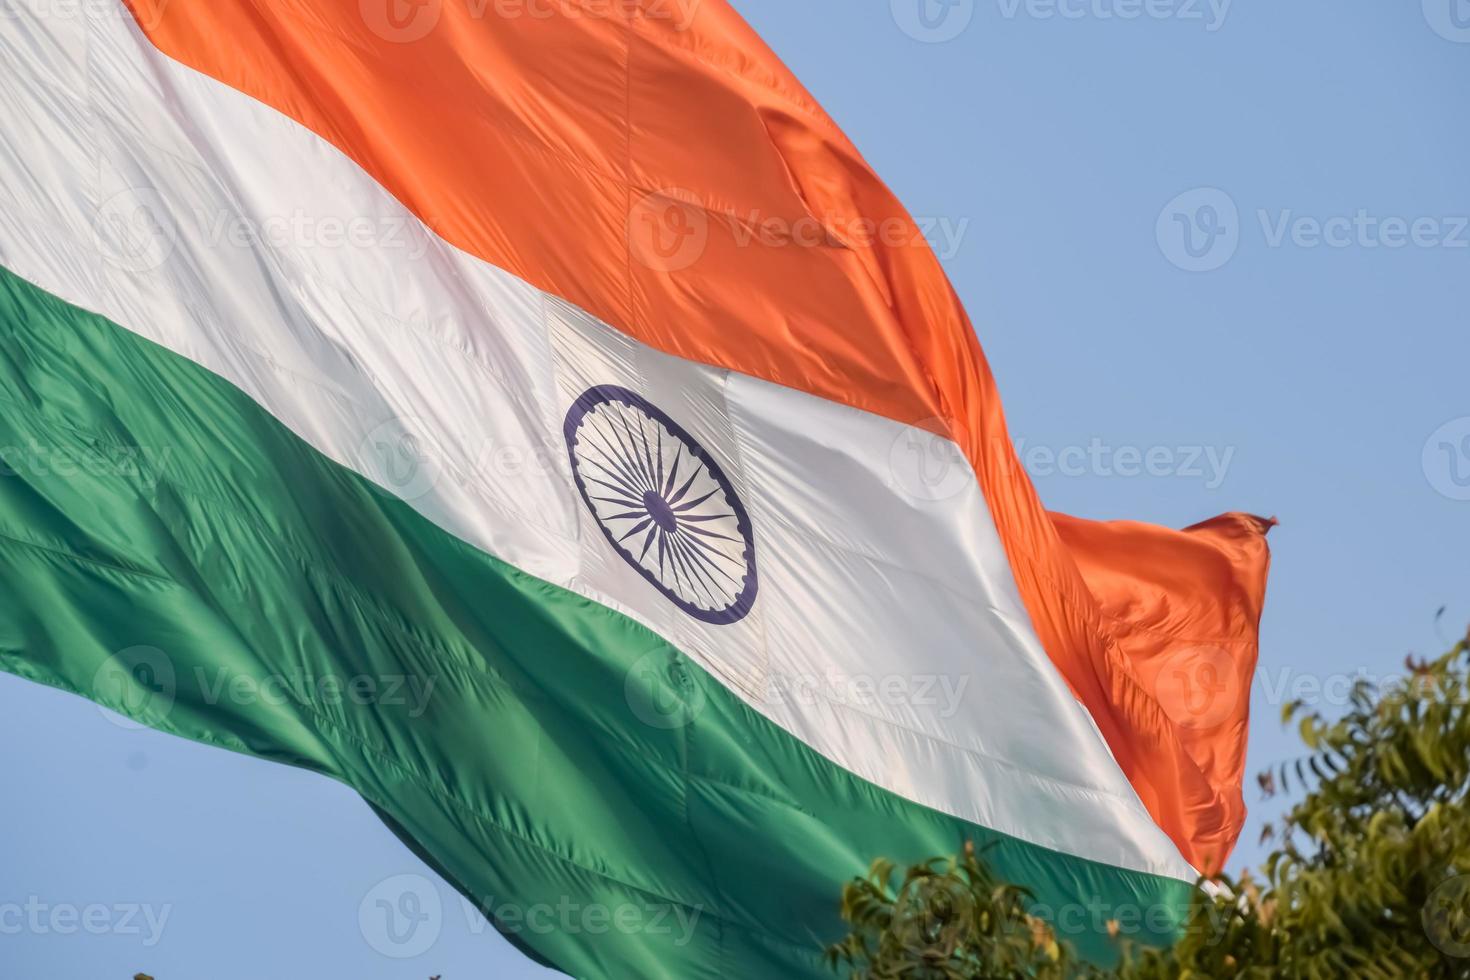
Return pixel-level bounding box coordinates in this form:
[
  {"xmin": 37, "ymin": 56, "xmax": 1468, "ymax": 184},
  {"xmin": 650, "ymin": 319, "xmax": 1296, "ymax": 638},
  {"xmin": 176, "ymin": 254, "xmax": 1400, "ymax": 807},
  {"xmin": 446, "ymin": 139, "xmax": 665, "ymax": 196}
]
[{"xmin": 563, "ymin": 384, "xmax": 759, "ymax": 626}]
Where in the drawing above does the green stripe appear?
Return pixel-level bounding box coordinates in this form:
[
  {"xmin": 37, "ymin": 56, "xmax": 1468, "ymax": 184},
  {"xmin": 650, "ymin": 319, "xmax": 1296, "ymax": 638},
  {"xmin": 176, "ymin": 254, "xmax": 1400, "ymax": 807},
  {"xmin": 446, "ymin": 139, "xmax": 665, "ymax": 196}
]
[{"xmin": 0, "ymin": 264, "xmax": 1190, "ymax": 976}]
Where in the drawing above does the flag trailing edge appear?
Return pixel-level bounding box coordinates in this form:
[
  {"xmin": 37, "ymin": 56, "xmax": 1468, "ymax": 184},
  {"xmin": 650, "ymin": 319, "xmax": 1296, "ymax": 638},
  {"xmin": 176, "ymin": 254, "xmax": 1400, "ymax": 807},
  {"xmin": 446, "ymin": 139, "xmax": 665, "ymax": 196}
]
[{"xmin": 0, "ymin": 1, "xmax": 1271, "ymax": 977}]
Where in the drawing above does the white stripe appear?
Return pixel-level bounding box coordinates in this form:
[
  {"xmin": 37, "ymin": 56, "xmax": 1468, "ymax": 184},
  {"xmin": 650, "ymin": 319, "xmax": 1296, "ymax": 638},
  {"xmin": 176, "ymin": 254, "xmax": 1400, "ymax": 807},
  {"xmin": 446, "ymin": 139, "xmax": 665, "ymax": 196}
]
[{"xmin": 0, "ymin": 1, "xmax": 1193, "ymax": 879}]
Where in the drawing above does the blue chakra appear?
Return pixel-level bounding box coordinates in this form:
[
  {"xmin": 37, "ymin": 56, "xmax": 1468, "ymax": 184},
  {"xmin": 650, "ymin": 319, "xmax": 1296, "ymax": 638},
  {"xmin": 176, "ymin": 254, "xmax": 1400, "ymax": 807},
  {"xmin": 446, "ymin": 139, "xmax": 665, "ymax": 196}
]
[{"xmin": 564, "ymin": 385, "xmax": 758, "ymax": 625}]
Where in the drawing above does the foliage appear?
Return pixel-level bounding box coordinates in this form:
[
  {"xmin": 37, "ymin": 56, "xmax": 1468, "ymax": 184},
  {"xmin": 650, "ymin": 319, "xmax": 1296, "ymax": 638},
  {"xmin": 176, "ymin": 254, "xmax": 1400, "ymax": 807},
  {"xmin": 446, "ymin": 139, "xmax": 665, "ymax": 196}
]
[
  {"xmin": 830, "ymin": 628, "xmax": 1470, "ymax": 979},
  {"xmin": 825, "ymin": 841, "xmax": 1102, "ymax": 980}
]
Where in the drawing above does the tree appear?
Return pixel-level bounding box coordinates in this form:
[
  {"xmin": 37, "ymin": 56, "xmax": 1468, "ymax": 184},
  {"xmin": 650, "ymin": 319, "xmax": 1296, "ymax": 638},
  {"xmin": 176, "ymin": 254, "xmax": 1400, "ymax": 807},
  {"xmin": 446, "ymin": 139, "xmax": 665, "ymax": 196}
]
[{"xmin": 828, "ymin": 627, "xmax": 1470, "ymax": 979}]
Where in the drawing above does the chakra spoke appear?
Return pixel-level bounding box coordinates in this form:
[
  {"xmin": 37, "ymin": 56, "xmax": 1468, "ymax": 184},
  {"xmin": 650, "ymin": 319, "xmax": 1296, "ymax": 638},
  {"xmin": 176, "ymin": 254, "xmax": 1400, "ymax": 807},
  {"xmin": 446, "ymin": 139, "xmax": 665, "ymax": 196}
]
[
  {"xmin": 654, "ymin": 426, "xmax": 665, "ymax": 490},
  {"xmin": 673, "ymin": 488, "xmax": 721, "ymax": 513},
  {"xmin": 676, "ymin": 512, "xmax": 735, "ymax": 524},
  {"xmin": 667, "ymin": 466, "xmax": 701, "ymax": 507},
  {"xmin": 601, "ymin": 510, "xmax": 650, "ymax": 522},
  {"xmin": 631, "ymin": 409, "xmax": 660, "ymax": 489},
  {"xmin": 589, "ymin": 493, "xmax": 648, "ymax": 510},
  {"xmin": 662, "ymin": 443, "xmax": 684, "ymax": 499},
  {"xmin": 637, "ymin": 523, "xmax": 659, "ymax": 563},
  {"xmin": 678, "ymin": 522, "xmax": 746, "ymax": 548},
  {"xmin": 617, "ymin": 516, "xmax": 655, "ymax": 542}
]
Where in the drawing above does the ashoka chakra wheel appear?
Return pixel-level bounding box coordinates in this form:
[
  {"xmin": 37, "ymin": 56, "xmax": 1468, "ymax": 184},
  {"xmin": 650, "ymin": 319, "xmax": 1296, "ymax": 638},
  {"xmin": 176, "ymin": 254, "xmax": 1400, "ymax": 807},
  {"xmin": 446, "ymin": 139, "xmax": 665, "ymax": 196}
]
[{"xmin": 564, "ymin": 385, "xmax": 758, "ymax": 626}]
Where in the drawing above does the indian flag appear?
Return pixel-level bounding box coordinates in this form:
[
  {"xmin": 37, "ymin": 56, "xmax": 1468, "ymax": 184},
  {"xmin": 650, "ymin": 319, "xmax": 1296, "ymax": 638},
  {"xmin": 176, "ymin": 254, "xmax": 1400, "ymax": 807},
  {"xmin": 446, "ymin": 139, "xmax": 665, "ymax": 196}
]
[{"xmin": 0, "ymin": 0, "xmax": 1272, "ymax": 975}]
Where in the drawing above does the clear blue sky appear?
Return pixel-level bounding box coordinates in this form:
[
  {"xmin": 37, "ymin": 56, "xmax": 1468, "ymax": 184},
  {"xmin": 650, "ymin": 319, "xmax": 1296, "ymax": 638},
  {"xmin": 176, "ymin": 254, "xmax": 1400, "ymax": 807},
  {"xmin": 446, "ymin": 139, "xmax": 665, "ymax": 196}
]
[{"xmin": 4, "ymin": 1, "xmax": 1467, "ymax": 976}]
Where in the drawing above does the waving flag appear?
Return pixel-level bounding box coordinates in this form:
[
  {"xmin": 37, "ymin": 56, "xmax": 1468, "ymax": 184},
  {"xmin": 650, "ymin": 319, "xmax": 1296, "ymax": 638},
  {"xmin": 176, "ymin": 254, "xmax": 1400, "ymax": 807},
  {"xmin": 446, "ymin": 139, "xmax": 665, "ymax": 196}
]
[{"xmin": 0, "ymin": 0, "xmax": 1271, "ymax": 975}]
